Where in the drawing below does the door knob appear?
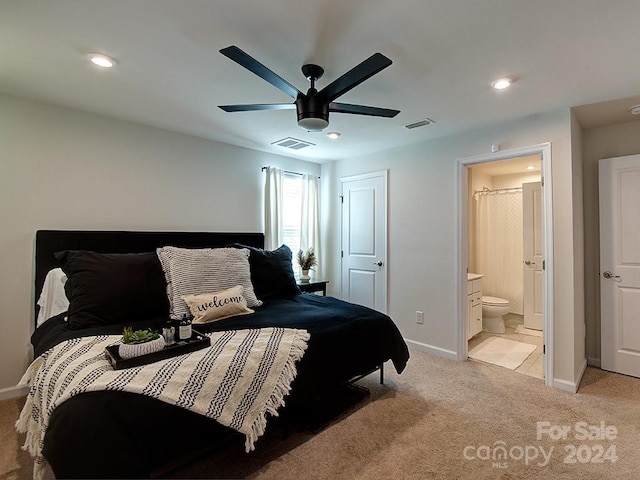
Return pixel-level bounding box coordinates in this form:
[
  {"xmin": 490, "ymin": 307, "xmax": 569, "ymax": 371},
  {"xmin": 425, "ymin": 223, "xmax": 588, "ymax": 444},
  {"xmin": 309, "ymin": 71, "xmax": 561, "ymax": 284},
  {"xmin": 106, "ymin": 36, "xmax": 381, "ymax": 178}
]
[
  {"xmin": 524, "ymin": 260, "xmax": 535, "ymax": 266},
  {"xmin": 603, "ymin": 271, "xmax": 620, "ymax": 279},
  {"xmin": 373, "ymin": 261, "xmax": 383, "ymax": 267}
]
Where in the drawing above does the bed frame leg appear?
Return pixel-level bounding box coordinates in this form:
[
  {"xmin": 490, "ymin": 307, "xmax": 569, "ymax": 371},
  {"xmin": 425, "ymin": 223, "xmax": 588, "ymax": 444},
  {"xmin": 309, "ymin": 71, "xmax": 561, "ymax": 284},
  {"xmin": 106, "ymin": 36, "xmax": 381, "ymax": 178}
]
[{"xmin": 379, "ymin": 363, "xmax": 384, "ymax": 384}]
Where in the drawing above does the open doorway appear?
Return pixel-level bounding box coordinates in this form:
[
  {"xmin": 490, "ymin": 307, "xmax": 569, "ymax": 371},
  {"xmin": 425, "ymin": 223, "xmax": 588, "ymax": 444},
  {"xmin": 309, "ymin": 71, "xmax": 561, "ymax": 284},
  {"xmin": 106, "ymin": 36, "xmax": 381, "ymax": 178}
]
[
  {"xmin": 466, "ymin": 155, "xmax": 543, "ymax": 379},
  {"xmin": 456, "ymin": 144, "xmax": 554, "ymax": 387}
]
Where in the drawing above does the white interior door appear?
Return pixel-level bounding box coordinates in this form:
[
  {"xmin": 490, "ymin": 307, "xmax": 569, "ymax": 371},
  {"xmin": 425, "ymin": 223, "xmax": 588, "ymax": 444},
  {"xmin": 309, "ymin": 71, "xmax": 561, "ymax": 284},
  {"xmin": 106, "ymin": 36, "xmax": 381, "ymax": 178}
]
[
  {"xmin": 341, "ymin": 171, "xmax": 387, "ymax": 312},
  {"xmin": 600, "ymin": 154, "xmax": 640, "ymax": 377},
  {"xmin": 523, "ymin": 182, "xmax": 544, "ymax": 330}
]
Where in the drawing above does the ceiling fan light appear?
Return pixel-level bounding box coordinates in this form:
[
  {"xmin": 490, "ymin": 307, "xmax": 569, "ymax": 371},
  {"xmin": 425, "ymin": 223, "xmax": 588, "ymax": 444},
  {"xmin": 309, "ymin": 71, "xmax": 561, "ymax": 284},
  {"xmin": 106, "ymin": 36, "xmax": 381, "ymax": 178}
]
[{"xmin": 298, "ymin": 117, "xmax": 329, "ymax": 131}]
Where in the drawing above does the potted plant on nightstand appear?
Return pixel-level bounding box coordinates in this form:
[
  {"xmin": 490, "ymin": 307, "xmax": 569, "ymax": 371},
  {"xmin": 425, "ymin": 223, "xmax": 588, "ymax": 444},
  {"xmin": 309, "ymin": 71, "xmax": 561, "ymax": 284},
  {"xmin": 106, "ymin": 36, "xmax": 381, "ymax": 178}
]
[
  {"xmin": 118, "ymin": 327, "xmax": 165, "ymax": 359},
  {"xmin": 297, "ymin": 247, "xmax": 317, "ymax": 282}
]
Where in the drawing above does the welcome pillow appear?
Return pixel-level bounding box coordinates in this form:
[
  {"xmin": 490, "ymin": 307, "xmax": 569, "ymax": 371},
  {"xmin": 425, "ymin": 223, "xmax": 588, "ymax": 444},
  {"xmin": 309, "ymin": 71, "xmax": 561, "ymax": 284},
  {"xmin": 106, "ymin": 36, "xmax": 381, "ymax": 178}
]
[{"xmin": 182, "ymin": 285, "xmax": 254, "ymax": 323}]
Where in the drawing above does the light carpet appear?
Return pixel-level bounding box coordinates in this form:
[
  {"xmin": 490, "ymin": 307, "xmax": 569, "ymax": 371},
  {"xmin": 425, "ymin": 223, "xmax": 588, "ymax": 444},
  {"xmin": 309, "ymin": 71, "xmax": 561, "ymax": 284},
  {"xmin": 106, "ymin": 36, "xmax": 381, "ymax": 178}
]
[
  {"xmin": 468, "ymin": 336, "xmax": 536, "ymax": 370},
  {"xmin": 4, "ymin": 347, "xmax": 640, "ymax": 479},
  {"xmin": 515, "ymin": 324, "xmax": 543, "ymax": 337}
]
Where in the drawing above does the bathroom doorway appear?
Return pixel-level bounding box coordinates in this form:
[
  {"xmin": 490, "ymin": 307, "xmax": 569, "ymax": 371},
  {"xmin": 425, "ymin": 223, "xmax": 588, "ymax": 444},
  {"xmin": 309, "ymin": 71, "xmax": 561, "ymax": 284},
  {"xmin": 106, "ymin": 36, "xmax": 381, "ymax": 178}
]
[
  {"xmin": 456, "ymin": 144, "xmax": 554, "ymax": 386},
  {"xmin": 467, "ymin": 156, "xmax": 543, "ymax": 378}
]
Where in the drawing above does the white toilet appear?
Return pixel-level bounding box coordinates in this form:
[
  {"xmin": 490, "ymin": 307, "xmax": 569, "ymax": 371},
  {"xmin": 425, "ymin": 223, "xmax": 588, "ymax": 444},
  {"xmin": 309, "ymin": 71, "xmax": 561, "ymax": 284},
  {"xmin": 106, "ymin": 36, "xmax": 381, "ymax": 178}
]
[{"xmin": 481, "ymin": 296, "xmax": 511, "ymax": 333}]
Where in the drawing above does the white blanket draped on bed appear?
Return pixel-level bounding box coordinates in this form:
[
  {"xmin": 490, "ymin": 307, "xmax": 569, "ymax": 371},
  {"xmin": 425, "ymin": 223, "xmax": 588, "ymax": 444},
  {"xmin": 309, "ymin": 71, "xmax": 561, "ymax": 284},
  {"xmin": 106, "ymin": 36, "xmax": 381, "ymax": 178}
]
[{"xmin": 16, "ymin": 327, "xmax": 310, "ymax": 480}]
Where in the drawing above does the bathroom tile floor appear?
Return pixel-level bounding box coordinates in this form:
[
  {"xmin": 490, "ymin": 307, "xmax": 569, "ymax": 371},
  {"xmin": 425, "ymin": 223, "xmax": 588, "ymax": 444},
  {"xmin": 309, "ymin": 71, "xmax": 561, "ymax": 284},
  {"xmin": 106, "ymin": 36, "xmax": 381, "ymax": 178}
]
[{"xmin": 468, "ymin": 313, "xmax": 544, "ymax": 379}]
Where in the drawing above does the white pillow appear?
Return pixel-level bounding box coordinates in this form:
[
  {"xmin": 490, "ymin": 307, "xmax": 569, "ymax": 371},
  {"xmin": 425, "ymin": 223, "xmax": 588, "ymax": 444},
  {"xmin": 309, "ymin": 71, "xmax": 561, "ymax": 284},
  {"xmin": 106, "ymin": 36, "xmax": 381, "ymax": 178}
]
[
  {"xmin": 157, "ymin": 246, "xmax": 262, "ymax": 319},
  {"xmin": 182, "ymin": 285, "xmax": 255, "ymax": 324}
]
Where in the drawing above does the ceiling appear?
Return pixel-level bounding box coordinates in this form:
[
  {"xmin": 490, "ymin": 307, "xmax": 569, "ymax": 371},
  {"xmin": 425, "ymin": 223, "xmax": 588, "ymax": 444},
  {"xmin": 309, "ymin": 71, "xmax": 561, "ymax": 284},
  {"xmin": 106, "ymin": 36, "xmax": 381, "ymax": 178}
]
[{"xmin": 2, "ymin": 1, "xmax": 639, "ymax": 163}]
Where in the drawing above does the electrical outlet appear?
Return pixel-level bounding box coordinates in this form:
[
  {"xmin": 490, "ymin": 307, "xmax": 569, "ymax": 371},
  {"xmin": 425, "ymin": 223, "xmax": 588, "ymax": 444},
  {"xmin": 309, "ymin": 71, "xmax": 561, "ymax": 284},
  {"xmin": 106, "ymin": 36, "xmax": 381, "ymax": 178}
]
[{"xmin": 416, "ymin": 311, "xmax": 424, "ymax": 324}]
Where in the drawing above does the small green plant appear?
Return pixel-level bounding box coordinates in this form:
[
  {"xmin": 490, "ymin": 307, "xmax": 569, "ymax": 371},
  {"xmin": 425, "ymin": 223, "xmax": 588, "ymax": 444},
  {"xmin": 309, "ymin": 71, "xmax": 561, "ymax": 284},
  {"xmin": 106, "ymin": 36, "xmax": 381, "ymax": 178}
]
[
  {"xmin": 121, "ymin": 327, "xmax": 160, "ymax": 344},
  {"xmin": 297, "ymin": 247, "xmax": 317, "ymax": 270}
]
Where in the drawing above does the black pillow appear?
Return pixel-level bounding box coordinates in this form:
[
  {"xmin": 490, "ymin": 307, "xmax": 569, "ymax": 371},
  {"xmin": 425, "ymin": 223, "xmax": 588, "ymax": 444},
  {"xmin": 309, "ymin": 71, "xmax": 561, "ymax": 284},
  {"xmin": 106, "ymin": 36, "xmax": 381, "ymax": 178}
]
[
  {"xmin": 55, "ymin": 250, "xmax": 169, "ymax": 330},
  {"xmin": 228, "ymin": 244, "xmax": 301, "ymax": 300}
]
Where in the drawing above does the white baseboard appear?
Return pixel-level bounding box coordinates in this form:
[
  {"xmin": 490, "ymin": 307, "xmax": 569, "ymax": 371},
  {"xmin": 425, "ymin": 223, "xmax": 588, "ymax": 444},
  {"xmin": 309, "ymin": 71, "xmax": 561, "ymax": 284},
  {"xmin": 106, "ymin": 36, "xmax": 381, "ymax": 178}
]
[
  {"xmin": 552, "ymin": 359, "xmax": 588, "ymax": 394},
  {"xmin": 404, "ymin": 338, "xmax": 458, "ymax": 361},
  {"xmin": 575, "ymin": 358, "xmax": 588, "ymax": 392},
  {"xmin": 552, "ymin": 378, "xmax": 578, "ymax": 393},
  {"xmin": 587, "ymin": 356, "xmax": 601, "ymax": 368},
  {"xmin": 0, "ymin": 385, "xmax": 29, "ymax": 401}
]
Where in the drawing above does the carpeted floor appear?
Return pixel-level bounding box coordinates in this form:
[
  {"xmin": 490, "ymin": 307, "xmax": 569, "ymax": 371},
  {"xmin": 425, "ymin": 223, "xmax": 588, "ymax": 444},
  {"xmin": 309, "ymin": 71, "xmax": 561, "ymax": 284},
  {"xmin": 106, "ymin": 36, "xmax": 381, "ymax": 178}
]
[{"xmin": 3, "ymin": 346, "xmax": 640, "ymax": 479}]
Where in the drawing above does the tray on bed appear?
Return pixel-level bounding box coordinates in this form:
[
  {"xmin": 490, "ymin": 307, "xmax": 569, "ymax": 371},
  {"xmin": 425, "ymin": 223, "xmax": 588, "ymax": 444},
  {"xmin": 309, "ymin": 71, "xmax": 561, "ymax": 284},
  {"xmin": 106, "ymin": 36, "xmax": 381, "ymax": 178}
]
[{"xmin": 105, "ymin": 330, "xmax": 211, "ymax": 370}]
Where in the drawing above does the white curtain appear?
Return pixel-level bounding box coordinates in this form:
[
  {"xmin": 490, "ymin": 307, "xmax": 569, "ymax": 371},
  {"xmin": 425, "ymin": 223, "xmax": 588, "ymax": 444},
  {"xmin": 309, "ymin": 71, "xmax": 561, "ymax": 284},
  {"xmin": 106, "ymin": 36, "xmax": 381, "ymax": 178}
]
[
  {"xmin": 300, "ymin": 174, "xmax": 321, "ymax": 277},
  {"xmin": 264, "ymin": 167, "xmax": 283, "ymax": 250},
  {"xmin": 475, "ymin": 191, "xmax": 524, "ymax": 314}
]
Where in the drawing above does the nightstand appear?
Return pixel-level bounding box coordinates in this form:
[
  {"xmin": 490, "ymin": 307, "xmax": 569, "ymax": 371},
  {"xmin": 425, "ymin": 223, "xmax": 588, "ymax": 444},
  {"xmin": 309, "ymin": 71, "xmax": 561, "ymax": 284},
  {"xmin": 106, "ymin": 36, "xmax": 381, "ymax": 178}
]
[{"xmin": 297, "ymin": 279, "xmax": 329, "ymax": 296}]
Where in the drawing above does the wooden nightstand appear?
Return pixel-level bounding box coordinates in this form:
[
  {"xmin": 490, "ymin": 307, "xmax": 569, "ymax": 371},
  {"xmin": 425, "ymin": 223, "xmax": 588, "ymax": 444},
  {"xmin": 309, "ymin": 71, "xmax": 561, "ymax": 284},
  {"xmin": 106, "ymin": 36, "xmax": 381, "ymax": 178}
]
[{"xmin": 297, "ymin": 279, "xmax": 329, "ymax": 296}]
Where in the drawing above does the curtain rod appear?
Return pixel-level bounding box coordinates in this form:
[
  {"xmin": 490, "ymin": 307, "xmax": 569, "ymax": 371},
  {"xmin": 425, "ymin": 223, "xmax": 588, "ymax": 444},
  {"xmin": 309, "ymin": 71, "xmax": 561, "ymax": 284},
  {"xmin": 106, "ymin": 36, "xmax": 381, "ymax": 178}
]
[
  {"xmin": 473, "ymin": 186, "xmax": 523, "ymax": 195},
  {"xmin": 261, "ymin": 166, "xmax": 320, "ymax": 178}
]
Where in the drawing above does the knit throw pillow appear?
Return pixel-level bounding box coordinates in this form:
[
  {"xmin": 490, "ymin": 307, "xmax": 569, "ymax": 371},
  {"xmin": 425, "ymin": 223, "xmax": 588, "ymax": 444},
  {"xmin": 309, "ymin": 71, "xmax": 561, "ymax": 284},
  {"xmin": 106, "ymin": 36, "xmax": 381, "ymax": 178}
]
[{"xmin": 157, "ymin": 246, "xmax": 262, "ymax": 319}]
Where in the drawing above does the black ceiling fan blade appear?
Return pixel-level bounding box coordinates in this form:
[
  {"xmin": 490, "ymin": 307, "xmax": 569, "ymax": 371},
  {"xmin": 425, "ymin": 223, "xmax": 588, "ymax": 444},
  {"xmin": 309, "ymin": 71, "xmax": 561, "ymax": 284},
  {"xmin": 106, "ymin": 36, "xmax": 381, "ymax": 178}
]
[
  {"xmin": 319, "ymin": 53, "xmax": 393, "ymax": 102},
  {"xmin": 220, "ymin": 46, "xmax": 302, "ymax": 100},
  {"xmin": 329, "ymin": 102, "xmax": 400, "ymax": 118},
  {"xmin": 219, "ymin": 103, "xmax": 296, "ymax": 112}
]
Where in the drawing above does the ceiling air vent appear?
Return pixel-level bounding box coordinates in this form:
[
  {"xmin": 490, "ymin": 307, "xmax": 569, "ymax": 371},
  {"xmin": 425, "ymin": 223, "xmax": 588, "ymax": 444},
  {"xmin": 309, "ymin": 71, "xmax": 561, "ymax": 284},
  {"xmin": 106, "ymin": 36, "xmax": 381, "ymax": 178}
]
[
  {"xmin": 404, "ymin": 118, "xmax": 435, "ymax": 129},
  {"xmin": 271, "ymin": 137, "xmax": 315, "ymax": 150}
]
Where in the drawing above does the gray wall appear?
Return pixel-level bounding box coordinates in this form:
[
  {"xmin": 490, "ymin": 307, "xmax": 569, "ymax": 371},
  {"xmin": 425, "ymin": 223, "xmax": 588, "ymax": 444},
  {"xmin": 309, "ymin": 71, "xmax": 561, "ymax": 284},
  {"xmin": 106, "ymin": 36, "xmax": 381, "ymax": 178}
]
[
  {"xmin": 0, "ymin": 93, "xmax": 319, "ymax": 389},
  {"xmin": 323, "ymin": 109, "xmax": 588, "ymax": 389},
  {"xmin": 6, "ymin": 91, "xmax": 633, "ymax": 391}
]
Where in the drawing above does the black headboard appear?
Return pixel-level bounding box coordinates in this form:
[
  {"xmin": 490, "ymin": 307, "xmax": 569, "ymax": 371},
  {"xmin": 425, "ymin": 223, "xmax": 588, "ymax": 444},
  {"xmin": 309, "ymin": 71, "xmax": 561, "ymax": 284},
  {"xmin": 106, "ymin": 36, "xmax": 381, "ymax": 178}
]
[{"xmin": 34, "ymin": 230, "xmax": 264, "ymax": 326}]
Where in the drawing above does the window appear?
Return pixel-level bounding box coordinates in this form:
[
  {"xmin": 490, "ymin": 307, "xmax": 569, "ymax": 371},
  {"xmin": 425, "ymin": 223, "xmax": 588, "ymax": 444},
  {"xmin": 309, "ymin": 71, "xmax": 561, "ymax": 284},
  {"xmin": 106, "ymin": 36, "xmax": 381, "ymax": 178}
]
[
  {"xmin": 264, "ymin": 167, "xmax": 320, "ymax": 274},
  {"xmin": 282, "ymin": 172, "xmax": 302, "ymax": 255}
]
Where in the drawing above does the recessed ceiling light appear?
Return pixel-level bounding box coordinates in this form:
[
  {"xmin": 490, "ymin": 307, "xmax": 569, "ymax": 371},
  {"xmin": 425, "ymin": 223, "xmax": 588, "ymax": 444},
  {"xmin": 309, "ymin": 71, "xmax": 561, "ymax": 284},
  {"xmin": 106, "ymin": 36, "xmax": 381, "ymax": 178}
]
[
  {"xmin": 491, "ymin": 77, "xmax": 513, "ymax": 90},
  {"xmin": 526, "ymin": 165, "xmax": 536, "ymax": 171},
  {"xmin": 326, "ymin": 131, "xmax": 341, "ymax": 139},
  {"xmin": 87, "ymin": 53, "xmax": 117, "ymax": 68}
]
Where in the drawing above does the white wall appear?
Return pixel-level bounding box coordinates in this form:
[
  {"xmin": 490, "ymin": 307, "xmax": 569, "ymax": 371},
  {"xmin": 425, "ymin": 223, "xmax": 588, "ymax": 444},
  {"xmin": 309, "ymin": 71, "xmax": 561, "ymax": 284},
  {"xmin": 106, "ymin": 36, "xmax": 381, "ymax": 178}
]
[
  {"xmin": 491, "ymin": 172, "xmax": 542, "ymax": 189},
  {"xmin": 0, "ymin": 93, "xmax": 319, "ymax": 389},
  {"xmin": 323, "ymin": 109, "xmax": 586, "ymax": 388},
  {"xmin": 570, "ymin": 111, "xmax": 586, "ymax": 381},
  {"xmin": 581, "ymin": 118, "xmax": 640, "ymax": 366},
  {"xmin": 1, "ymin": 91, "xmax": 601, "ymax": 391}
]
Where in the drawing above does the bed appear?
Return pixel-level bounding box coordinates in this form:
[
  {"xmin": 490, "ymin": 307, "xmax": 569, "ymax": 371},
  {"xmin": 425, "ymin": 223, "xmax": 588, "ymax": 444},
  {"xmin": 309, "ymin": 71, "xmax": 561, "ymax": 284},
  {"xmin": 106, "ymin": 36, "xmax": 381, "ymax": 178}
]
[{"xmin": 20, "ymin": 230, "xmax": 410, "ymax": 479}]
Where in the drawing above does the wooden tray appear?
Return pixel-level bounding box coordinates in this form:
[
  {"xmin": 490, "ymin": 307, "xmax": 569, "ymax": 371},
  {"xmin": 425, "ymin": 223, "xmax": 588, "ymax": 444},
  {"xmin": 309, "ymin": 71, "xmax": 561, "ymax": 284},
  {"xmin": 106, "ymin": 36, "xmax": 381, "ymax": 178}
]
[{"xmin": 105, "ymin": 330, "xmax": 211, "ymax": 370}]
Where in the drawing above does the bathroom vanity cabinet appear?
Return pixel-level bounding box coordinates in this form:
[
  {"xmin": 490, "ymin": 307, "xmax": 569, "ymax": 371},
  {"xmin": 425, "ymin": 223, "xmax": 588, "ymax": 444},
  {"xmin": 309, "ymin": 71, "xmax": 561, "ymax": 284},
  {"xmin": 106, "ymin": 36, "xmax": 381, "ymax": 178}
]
[{"xmin": 467, "ymin": 274, "xmax": 483, "ymax": 339}]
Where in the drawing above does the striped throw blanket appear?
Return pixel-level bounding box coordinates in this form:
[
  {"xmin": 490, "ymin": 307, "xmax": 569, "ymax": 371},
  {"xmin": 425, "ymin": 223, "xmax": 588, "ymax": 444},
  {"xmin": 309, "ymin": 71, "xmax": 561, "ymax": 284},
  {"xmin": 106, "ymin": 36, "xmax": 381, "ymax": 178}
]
[{"xmin": 17, "ymin": 327, "xmax": 309, "ymax": 480}]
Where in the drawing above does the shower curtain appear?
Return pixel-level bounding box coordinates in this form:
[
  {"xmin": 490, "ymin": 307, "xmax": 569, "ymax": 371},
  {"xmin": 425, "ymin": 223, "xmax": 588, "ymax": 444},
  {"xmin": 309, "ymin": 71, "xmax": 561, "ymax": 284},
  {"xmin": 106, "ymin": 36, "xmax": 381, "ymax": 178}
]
[{"xmin": 475, "ymin": 191, "xmax": 523, "ymax": 315}]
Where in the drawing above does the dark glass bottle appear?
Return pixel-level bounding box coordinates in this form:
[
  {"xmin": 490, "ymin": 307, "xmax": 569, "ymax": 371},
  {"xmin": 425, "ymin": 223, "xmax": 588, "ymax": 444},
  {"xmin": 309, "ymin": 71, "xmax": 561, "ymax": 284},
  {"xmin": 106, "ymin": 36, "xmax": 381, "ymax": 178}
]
[{"xmin": 178, "ymin": 314, "xmax": 192, "ymax": 341}]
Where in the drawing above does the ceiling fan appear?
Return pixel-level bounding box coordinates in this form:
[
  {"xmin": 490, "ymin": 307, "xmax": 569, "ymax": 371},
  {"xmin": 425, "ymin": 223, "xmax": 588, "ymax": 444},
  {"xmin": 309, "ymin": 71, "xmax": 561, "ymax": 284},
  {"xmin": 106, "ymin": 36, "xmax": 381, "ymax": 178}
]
[{"xmin": 218, "ymin": 45, "xmax": 400, "ymax": 131}]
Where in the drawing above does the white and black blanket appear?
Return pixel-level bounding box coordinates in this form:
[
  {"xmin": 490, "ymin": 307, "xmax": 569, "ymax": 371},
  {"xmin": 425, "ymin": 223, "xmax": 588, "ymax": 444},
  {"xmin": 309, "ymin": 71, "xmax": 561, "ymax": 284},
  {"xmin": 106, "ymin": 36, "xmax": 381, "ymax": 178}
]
[{"xmin": 17, "ymin": 327, "xmax": 309, "ymax": 480}]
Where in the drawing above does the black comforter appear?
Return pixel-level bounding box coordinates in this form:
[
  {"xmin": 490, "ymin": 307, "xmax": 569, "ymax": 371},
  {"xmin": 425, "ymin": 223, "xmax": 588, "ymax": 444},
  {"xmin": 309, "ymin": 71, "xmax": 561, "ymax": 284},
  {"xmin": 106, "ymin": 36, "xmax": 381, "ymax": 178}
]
[{"xmin": 31, "ymin": 293, "xmax": 409, "ymax": 478}]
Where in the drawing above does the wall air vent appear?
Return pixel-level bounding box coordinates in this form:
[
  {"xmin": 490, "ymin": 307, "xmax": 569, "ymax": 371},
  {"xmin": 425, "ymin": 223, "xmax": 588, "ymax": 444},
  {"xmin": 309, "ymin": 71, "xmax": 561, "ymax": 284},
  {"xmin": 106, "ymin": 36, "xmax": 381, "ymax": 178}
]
[
  {"xmin": 404, "ymin": 118, "xmax": 435, "ymax": 129},
  {"xmin": 271, "ymin": 137, "xmax": 315, "ymax": 150}
]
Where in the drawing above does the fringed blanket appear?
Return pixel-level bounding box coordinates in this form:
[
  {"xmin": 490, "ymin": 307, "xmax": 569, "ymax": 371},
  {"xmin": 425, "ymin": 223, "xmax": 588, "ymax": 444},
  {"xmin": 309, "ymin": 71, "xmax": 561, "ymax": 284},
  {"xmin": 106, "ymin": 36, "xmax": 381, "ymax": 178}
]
[{"xmin": 17, "ymin": 327, "xmax": 309, "ymax": 480}]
